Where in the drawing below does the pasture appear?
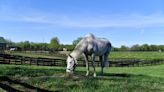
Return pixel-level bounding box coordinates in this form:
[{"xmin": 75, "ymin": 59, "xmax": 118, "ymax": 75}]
[
  {"xmin": 0, "ymin": 64, "xmax": 164, "ymax": 92},
  {"xmin": 110, "ymin": 51, "xmax": 164, "ymax": 59},
  {"xmin": 9, "ymin": 51, "xmax": 164, "ymax": 60}
]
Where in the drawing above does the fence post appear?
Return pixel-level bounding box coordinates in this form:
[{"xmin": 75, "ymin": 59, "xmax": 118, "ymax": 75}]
[
  {"xmin": 20, "ymin": 56, "xmax": 23, "ymax": 65},
  {"xmin": 37, "ymin": 58, "xmax": 39, "ymax": 66},
  {"xmin": 30, "ymin": 58, "xmax": 32, "ymax": 65}
]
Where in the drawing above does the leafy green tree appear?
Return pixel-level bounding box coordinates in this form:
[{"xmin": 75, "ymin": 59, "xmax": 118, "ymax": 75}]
[
  {"xmin": 49, "ymin": 37, "xmax": 60, "ymax": 51},
  {"xmin": 72, "ymin": 37, "xmax": 82, "ymax": 45},
  {"xmin": 0, "ymin": 37, "xmax": 6, "ymax": 43},
  {"xmin": 64, "ymin": 44, "xmax": 75, "ymax": 51},
  {"xmin": 158, "ymin": 45, "xmax": 164, "ymax": 51},
  {"xmin": 18, "ymin": 41, "xmax": 30, "ymax": 50},
  {"xmin": 131, "ymin": 44, "xmax": 140, "ymax": 51},
  {"xmin": 149, "ymin": 45, "xmax": 158, "ymax": 51},
  {"xmin": 120, "ymin": 45, "xmax": 129, "ymax": 51},
  {"xmin": 141, "ymin": 44, "xmax": 150, "ymax": 51},
  {"xmin": 112, "ymin": 47, "xmax": 120, "ymax": 51},
  {"xmin": 40, "ymin": 43, "xmax": 49, "ymax": 51}
]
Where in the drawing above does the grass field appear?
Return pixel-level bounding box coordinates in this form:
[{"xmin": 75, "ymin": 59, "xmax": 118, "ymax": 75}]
[
  {"xmin": 9, "ymin": 51, "xmax": 164, "ymax": 60},
  {"xmin": 9, "ymin": 51, "xmax": 66, "ymax": 59},
  {"xmin": 0, "ymin": 64, "xmax": 164, "ymax": 92},
  {"xmin": 110, "ymin": 51, "xmax": 164, "ymax": 59}
]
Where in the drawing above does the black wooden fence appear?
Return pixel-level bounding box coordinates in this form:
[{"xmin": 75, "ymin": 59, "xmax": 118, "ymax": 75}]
[{"xmin": 0, "ymin": 54, "xmax": 164, "ymax": 67}]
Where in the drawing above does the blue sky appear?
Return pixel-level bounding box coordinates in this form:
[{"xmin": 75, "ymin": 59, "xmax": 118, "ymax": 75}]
[{"xmin": 0, "ymin": 0, "xmax": 164, "ymax": 47}]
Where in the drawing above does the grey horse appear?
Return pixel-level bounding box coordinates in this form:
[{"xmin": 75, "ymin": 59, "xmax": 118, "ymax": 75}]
[{"xmin": 66, "ymin": 33, "xmax": 112, "ymax": 77}]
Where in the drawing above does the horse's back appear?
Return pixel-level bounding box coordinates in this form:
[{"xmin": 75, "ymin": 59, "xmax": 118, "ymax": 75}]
[
  {"xmin": 95, "ymin": 38, "xmax": 111, "ymax": 55},
  {"xmin": 76, "ymin": 34, "xmax": 111, "ymax": 56}
]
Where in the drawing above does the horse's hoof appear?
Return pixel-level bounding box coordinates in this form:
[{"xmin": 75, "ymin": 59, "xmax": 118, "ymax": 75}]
[
  {"xmin": 93, "ymin": 73, "xmax": 96, "ymax": 77},
  {"xmin": 86, "ymin": 72, "xmax": 89, "ymax": 76},
  {"xmin": 86, "ymin": 74, "xmax": 89, "ymax": 76}
]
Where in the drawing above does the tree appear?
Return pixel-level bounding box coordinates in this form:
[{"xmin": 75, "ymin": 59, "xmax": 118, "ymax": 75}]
[
  {"xmin": 120, "ymin": 45, "xmax": 129, "ymax": 51},
  {"xmin": 72, "ymin": 37, "xmax": 82, "ymax": 45},
  {"xmin": 49, "ymin": 37, "xmax": 60, "ymax": 51},
  {"xmin": 40, "ymin": 43, "xmax": 49, "ymax": 51},
  {"xmin": 0, "ymin": 37, "xmax": 6, "ymax": 43},
  {"xmin": 63, "ymin": 44, "xmax": 75, "ymax": 51},
  {"xmin": 158, "ymin": 45, "xmax": 164, "ymax": 51},
  {"xmin": 131, "ymin": 44, "xmax": 140, "ymax": 51},
  {"xmin": 17, "ymin": 41, "xmax": 30, "ymax": 50},
  {"xmin": 140, "ymin": 44, "xmax": 150, "ymax": 51},
  {"xmin": 112, "ymin": 47, "xmax": 120, "ymax": 51},
  {"xmin": 149, "ymin": 45, "xmax": 158, "ymax": 51}
]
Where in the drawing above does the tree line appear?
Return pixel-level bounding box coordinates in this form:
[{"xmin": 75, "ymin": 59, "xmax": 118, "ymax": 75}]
[
  {"xmin": 113, "ymin": 44, "xmax": 164, "ymax": 51},
  {"xmin": 7, "ymin": 37, "xmax": 75, "ymax": 51},
  {"xmin": 1, "ymin": 36, "xmax": 164, "ymax": 52}
]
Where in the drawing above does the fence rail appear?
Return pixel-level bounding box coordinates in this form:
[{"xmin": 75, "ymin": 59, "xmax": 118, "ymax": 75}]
[{"xmin": 0, "ymin": 54, "xmax": 164, "ymax": 67}]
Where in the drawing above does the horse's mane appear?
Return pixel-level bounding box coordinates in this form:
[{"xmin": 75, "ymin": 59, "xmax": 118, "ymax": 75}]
[
  {"xmin": 84, "ymin": 33, "xmax": 95, "ymax": 39},
  {"xmin": 74, "ymin": 37, "xmax": 85, "ymax": 51}
]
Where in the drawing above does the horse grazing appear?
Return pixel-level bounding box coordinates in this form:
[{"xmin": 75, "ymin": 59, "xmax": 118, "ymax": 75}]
[{"xmin": 66, "ymin": 33, "xmax": 112, "ymax": 77}]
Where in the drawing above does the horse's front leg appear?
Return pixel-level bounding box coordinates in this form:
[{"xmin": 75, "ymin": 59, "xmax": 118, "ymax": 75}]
[
  {"xmin": 91, "ymin": 54, "xmax": 96, "ymax": 77},
  {"xmin": 83, "ymin": 53, "xmax": 89, "ymax": 76}
]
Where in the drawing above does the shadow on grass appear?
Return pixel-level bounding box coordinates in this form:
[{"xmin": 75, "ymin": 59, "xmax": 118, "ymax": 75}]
[
  {"xmin": 0, "ymin": 76, "xmax": 52, "ymax": 92},
  {"xmin": 3, "ymin": 66, "xmax": 66, "ymax": 77},
  {"xmin": 0, "ymin": 82, "xmax": 21, "ymax": 92},
  {"xmin": 1, "ymin": 66, "xmax": 163, "ymax": 92},
  {"xmin": 100, "ymin": 73, "xmax": 132, "ymax": 77}
]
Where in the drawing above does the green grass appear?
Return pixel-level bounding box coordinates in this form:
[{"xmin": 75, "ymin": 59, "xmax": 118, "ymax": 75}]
[
  {"xmin": 9, "ymin": 51, "xmax": 164, "ymax": 60},
  {"xmin": 8, "ymin": 51, "xmax": 66, "ymax": 59},
  {"xmin": 110, "ymin": 51, "xmax": 164, "ymax": 59},
  {"xmin": 0, "ymin": 64, "xmax": 164, "ymax": 92}
]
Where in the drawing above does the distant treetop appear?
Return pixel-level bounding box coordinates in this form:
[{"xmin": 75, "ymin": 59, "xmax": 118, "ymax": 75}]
[{"xmin": 0, "ymin": 37, "xmax": 7, "ymax": 43}]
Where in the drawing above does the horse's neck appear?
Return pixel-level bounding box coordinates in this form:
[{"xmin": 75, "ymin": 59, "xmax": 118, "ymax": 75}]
[{"xmin": 70, "ymin": 50, "xmax": 82, "ymax": 60}]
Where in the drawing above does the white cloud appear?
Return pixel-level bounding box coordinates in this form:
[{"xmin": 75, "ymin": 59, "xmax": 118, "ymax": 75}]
[
  {"xmin": 19, "ymin": 13, "xmax": 164, "ymax": 28},
  {"xmin": 0, "ymin": 5, "xmax": 164, "ymax": 28}
]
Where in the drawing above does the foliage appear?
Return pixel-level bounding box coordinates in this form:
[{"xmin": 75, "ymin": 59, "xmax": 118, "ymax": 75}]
[
  {"xmin": 113, "ymin": 44, "xmax": 164, "ymax": 51},
  {"xmin": 1, "ymin": 36, "xmax": 164, "ymax": 52},
  {"xmin": 9, "ymin": 51, "xmax": 164, "ymax": 60},
  {"xmin": 72, "ymin": 37, "xmax": 82, "ymax": 45},
  {"xmin": 59, "ymin": 44, "xmax": 75, "ymax": 51},
  {"xmin": 120, "ymin": 45, "xmax": 129, "ymax": 51},
  {"xmin": 0, "ymin": 37, "xmax": 7, "ymax": 43},
  {"xmin": 48, "ymin": 37, "xmax": 60, "ymax": 51}
]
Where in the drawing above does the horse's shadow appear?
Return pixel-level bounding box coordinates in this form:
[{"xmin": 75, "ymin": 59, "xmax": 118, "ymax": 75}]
[
  {"xmin": 76, "ymin": 70, "xmax": 138, "ymax": 77},
  {"xmin": 0, "ymin": 76, "xmax": 52, "ymax": 92},
  {"xmin": 99, "ymin": 73, "xmax": 132, "ymax": 77}
]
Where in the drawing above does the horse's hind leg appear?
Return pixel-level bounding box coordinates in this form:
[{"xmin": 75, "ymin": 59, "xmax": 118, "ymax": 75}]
[
  {"xmin": 100, "ymin": 53, "xmax": 109, "ymax": 75},
  {"xmin": 100, "ymin": 55, "xmax": 105, "ymax": 75},
  {"xmin": 104, "ymin": 54, "xmax": 109, "ymax": 67}
]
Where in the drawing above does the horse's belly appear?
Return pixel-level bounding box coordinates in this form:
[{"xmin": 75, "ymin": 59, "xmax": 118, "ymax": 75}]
[
  {"xmin": 95, "ymin": 51, "xmax": 106, "ymax": 56},
  {"xmin": 96, "ymin": 46, "xmax": 108, "ymax": 56}
]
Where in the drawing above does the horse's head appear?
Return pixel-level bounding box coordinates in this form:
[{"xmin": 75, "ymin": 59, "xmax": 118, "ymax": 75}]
[{"xmin": 66, "ymin": 54, "xmax": 77, "ymax": 73}]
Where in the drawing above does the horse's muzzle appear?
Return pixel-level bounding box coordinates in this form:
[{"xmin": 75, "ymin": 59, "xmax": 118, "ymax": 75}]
[{"xmin": 66, "ymin": 68, "xmax": 74, "ymax": 73}]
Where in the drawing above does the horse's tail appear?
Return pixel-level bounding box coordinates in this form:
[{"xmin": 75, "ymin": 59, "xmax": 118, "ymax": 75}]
[
  {"xmin": 108, "ymin": 41, "xmax": 112, "ymax": 53},
  {"xmin": 105, "ymin": 41, "xmax": 112, "ymax": 67}
]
